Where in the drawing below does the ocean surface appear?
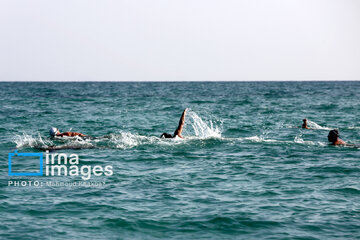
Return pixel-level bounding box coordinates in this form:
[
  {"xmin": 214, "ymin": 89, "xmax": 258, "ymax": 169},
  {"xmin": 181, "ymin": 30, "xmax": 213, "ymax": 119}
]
[{"xmin": 0, "ymin": 81, "xmax": 359, "ymax": 239}]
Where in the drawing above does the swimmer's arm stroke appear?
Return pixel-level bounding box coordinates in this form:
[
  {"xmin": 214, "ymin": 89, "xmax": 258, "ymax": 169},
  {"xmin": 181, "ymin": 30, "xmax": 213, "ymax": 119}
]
[{"xmin": 173, "ymin": 108, "xmax": 188, "ymax": 138}]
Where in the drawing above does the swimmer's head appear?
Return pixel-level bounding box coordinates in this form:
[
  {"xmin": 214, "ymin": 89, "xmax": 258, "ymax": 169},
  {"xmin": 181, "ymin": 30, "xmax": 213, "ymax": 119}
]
[
  {"xmin": 49, "ymin": 127, "xmax": 59, "ymax": 137},
  {"xmin": 303, "ymin": 119, "xmax": 307, "ymax": 123},
  {"xmin": 328, "ymin": 129, "xmax": 339, "ymax": 143},
  {"xmin": 160, "ymin": 133, "xmax": 173, "ymax": 139}
]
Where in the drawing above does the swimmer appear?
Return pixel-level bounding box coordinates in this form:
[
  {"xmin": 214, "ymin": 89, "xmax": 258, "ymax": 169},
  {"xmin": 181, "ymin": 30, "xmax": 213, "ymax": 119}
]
[
  {"xmin": 49, "ymin": 127, "xmax": 86, "ymax": 138},
  {"xmin": 328, "ymin": 129, "xmax": 346, "ymax": 145},
  {"xmin": 302, "ymin": 119, "xmax": 310, "ymax": 129},
  {"xmin": 161, "ymin": 109, "xmax": 187, "ymax": 138}
]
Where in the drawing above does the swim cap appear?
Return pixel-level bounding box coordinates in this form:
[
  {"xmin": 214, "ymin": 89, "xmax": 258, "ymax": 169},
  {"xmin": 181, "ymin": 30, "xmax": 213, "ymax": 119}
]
[
  {"xmin": 328, "ymin": 129, "xmax": 339, "ymax": 142},
  {"xmin": 49, "ymin": 127, "xmax": 59, "ymax": 137}
]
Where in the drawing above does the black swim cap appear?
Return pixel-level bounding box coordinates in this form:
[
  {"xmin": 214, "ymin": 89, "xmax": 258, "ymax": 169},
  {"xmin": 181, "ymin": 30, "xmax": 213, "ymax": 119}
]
[{"xmin": 328, "ymin": 129, "xmax": 339, "ymax": 142}]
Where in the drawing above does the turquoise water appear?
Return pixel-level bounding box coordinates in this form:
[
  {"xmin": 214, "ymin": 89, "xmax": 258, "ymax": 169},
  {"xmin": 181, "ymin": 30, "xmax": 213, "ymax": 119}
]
[{"xmin": 0, "ymin": 81, "xmax": 359, "ymax": 239}]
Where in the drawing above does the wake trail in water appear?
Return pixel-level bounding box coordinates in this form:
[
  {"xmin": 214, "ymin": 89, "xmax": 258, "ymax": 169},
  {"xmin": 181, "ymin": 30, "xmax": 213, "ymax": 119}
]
[
  {"xmin": 345, "ymin": 126, "xmax": 360, "ymax": 130},
  {"xmin": 286, "ymin": 120, "xmax": 334, "ymax": 130},
  {"xmin": 307, "ymin": 120, "xmax": 332, "ymax": 130},
  {"xmin": 293, "ymin": 133, "xmax": 328, "ymax": 146},
  {"xmin": 233, "ymin": 135, "xmax": 328, "ymax": 147},
  {"xmin": 306, "ymin": 121, "xmax": 360, "ymax": 132}
]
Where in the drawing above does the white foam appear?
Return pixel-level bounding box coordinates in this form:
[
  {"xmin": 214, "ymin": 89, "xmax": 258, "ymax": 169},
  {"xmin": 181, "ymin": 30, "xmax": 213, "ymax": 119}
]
[
  {"xmin": 347, "ymin": 126, "xmax": 360, "ymax": 130},
  {"xmin": 185, "ymin": 110, "xmax": 222, "ymax": 138},
  {"xmin": 241, "ymin": 135, "xmax": 290, "ymax": 144},
  {"xmin": 14, "ymin": 132, "xmax": 53, "ymax": 148},
  {"xmin": 108, "ymin": 131, "xmax": 192, "ymax": 149},
  {"xmin": 307, "ymin": 120, "xmax": 332, "ymax": 130},
  {"xmin": 111, "ymin": 132, "xmax": 145, "ymax": 149},
  {"xmin": 104, "ymin": 110, "xmax": 224, "ymax": 149},
  {"xmin": 232, "ymin": 134, "xmax": 327, "ymax": 147},
  {"xmin": 294, "ymin": 134, "xmax": 327, "ymax": 146}
]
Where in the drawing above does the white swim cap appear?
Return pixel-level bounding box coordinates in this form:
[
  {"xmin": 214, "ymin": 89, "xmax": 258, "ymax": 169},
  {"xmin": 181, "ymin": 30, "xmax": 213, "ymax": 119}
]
[{"xmin": 49, "ymin": 127, "xmax": 58, "ymax": 137}]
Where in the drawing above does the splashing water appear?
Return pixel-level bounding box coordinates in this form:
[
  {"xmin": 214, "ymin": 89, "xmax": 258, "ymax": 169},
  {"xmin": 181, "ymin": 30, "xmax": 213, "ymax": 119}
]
[
  {"xmin": 14, "ymin": 133, "xmax": 53, "ymax": 149},
  {"xmin": 14, "ymin": 132, "xmax": 94, "ymax": 150},
  {"xmin": 185, "ymin": 110, "xmax": 222, "ymax": 138},
  {"xmin": 13, "ymin": 131, "xmax": 188, "ymax": 151}
]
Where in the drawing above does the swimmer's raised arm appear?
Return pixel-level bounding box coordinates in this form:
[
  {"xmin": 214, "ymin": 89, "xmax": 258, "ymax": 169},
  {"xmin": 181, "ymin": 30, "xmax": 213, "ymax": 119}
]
[{"xmin": 173, "ymin": 108, "xmax": 187, "ymax": 138}]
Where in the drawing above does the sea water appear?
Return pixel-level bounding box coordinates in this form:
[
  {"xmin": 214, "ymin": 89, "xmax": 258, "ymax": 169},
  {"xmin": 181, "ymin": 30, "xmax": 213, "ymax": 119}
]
[{"xmin": 0, "ymin": 81, "xmax": 359, "ymax": 239}]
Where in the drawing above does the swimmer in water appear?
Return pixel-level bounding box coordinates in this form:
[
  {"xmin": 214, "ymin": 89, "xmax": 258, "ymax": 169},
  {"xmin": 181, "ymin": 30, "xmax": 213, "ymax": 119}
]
[
  {"xmin": 161, "ymin": 109, "xmax": 187, "ymax": 138},
  {"xmin": 49, "ymin": 127, "xmax": 86, "ymax": 138},
  {"xmin": 328, "ymin": 129, "xmax": 346, "ymax": 145},
  {"xmin": 302, "ymin": 119, "xmax": 310, "ymax": 129}
]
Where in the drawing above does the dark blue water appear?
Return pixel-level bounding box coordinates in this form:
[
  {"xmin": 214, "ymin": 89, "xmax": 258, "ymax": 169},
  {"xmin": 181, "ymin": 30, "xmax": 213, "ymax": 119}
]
[{"xmin": 0, "ymin": 82, "xmax": 359, "ymax": 239}]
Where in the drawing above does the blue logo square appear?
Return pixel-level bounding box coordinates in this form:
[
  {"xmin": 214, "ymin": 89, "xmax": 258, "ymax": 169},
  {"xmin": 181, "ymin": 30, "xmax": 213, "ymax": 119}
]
[{"xmin": 8, "ymin": 150, "xmax": 43, "ymax": 176}]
